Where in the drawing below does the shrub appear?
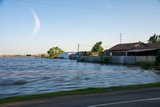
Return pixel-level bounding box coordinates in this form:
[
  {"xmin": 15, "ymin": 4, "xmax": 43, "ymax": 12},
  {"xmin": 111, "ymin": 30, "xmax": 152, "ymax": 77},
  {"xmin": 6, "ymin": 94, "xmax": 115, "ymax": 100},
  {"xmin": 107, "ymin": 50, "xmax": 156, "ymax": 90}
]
[
  {"xmin": 91, "ymin": 41, "xmax": 104, "ymax": 53},
  {"xmin": 155, "ymin": 52, "xmax": 160, "ymax": 70},
  {"xmin": 101, "ymin": 56, "xmax": 109, "ymax": 64},
  {"xmin": 137, "ymin": 61, "xmax": 154, "ymax": 69}
]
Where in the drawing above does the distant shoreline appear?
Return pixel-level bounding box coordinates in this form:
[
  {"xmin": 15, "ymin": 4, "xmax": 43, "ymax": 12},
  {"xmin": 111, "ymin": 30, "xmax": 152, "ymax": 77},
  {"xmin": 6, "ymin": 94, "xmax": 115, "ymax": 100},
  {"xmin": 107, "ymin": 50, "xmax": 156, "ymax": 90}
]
[
  {"xmin": 0, "ymin": 55, "xmax": 29, "ymax": 57},
  {"xmin": 0, "ymin": 54, "xmax": 48, "ymax": 57}
]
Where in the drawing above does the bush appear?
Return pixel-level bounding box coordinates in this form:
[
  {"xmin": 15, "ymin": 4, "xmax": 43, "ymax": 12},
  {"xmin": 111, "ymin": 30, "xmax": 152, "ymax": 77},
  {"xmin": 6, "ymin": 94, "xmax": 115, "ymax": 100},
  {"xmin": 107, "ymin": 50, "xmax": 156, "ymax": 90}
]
[
  {"xmin": 83, "ymin": 52, "xmax": 100, "ymax": 56},
  {"xmin": 137, "ymin": 61, "xmax": 154, "ymax": 69},
  {"xmin": 101, "ymin": 56, "xmax": 109, "ymax": 64},
  {"xmin": 91, "ymin": 41, "xmax": 104, "ymax": 53},
  {"xmin": 155, "ymin": 52, "xmax": 160, "ymax": 70},
  {"xmin": 155, "ymin": 66, "xmax": 160, "ymax": 70}
]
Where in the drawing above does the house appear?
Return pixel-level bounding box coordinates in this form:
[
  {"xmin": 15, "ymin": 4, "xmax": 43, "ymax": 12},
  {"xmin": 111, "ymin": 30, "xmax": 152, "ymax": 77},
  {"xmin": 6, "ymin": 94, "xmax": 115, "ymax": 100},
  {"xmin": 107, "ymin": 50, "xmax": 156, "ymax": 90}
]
[
  {"xmin": 106, "ymin": 42, "xmax": 147, "ymax": 56},
  {"xmin": 103, "ymin": 42, "xmax": 160, "ymax": 64},
  {"xmin": 128, "ymin": 42, "xmax": 160, "ymax": 56}
]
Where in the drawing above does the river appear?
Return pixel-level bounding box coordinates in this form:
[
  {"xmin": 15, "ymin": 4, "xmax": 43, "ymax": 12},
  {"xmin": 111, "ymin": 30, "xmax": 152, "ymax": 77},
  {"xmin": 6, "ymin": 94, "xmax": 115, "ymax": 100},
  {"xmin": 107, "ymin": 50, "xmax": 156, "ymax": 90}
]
[{"xmin": 0, "ymin": 57, "xmax": 160, "ymax": 98}]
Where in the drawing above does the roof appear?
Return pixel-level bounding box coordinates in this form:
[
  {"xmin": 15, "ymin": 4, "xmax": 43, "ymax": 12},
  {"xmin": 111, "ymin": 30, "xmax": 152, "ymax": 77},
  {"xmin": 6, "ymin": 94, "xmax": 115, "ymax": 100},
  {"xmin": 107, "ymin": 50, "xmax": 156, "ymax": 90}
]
[
  {"xmin": 128, "ymin": 48, "xmax": 158, "ymax": 52},
  {"xmin": 128, "ymin": 43, "xmax": 160, "ymax": 52},
  {"xmin": 146, "ymin": 43, "xmax": 160, "ymax": 49},
  {"xmin": 108, "ymin": 42, "xmax": 160, "ymax": 52},
  {"xmin": 108, "ymin": 42, "xmax": 147, "ymax": 51}
]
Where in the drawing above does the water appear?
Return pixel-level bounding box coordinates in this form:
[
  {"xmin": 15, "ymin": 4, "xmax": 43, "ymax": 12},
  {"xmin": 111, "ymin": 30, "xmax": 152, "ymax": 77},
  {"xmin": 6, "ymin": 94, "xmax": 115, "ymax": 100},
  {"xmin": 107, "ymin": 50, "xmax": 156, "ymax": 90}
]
[{"xmin": 0, "ymin": 57, "xmax": 160, "ymax": 98}]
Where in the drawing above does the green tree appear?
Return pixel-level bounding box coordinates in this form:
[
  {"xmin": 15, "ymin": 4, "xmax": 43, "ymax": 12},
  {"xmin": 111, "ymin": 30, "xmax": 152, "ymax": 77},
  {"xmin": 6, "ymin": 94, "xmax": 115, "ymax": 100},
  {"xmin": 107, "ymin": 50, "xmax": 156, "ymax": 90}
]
[
  {"xmin": 91, "ymin": 41, "xmax": 104, "ymax": 53},
  {"xmin": 47, "ymin": 47, "xmax": 64, "ymax": 58},
  {"xmin": 148, "ymin": 34, "xmax": 160, "ymax": 43}
]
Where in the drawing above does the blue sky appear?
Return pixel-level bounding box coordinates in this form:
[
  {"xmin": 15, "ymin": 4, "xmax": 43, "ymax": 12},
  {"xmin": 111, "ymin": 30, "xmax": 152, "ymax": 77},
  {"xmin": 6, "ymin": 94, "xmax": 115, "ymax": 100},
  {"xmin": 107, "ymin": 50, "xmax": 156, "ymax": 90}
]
[{"xmin": 1, "ymin": 0, "xmax": 160, "ymax": 54}]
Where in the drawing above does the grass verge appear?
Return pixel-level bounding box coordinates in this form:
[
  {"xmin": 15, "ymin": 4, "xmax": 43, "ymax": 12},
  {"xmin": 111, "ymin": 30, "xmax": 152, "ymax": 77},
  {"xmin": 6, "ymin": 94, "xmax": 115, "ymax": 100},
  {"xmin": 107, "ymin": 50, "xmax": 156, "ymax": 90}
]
[{"xmin": 1, "ymin": 82, "xmax": 160, "ymax": 104}]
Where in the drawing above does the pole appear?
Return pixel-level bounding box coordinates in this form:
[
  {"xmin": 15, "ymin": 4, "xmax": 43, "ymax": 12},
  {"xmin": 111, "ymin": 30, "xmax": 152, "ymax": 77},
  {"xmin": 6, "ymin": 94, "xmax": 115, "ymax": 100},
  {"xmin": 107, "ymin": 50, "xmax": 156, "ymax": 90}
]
[
  {"xmin": 120, "ymin": 33, "xmax": 122, "ymax": 44},
  {"xmin": 77, "ymin": 44, "xmax": 80, "ymax": 52}
]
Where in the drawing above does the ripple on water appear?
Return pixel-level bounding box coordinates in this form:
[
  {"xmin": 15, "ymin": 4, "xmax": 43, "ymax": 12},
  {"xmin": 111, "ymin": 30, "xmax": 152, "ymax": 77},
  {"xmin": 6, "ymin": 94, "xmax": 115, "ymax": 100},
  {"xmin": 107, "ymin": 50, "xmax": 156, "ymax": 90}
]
[
  {"xmin": 0, "ymin": 80, "xmax": 29, "ymax": 86},
  {"xmin": 0, "ymin": 57, "xmax": 160, "ymax": 98}
]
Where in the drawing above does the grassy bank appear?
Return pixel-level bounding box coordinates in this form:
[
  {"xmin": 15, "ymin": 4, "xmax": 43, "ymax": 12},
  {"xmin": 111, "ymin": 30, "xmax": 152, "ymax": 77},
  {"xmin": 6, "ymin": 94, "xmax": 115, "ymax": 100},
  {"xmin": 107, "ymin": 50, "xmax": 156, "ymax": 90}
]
[{"xmin": 1, "ymin": 82, "xmax": 160, "ymax": 104}]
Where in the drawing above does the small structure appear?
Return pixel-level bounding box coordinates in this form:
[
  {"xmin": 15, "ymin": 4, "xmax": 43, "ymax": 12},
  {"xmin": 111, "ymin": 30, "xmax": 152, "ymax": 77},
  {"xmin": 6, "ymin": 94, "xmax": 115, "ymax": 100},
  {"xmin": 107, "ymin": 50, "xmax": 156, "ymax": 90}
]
[
  {"xmin": 59, "ymin": 52, "xmax": 76, "ymax": 59},
  {"xmin": 69, "ymin": 51, "xmax": 99, "ymax": 60},
  {"xmin": 69, "ymin": 51, "xmax": 89, "ymax": 60},
  {"xmin": 69, "ymin": 53, "xmax": 78, "ymax": 60},
  {"xmin": 128, "ymin": 42, "xmax": 160, "ymax": 56},
  {"xmin": 106, "ymin": 42, "xmax": 147, "ymax": 56}
]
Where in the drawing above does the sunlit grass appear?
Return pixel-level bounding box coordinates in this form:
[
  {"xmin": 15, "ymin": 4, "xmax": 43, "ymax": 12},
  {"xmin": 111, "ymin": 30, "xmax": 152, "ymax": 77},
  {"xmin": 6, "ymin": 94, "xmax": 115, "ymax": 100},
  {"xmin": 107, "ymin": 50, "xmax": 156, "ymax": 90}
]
[{"xmin": 0, "ymin": 82, "xmax": 160, "ymax": 104}]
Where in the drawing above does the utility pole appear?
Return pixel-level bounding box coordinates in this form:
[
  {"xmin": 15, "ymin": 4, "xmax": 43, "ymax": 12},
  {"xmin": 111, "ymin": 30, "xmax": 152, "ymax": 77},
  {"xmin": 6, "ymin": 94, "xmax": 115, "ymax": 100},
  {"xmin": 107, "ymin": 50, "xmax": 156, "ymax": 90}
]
[
  {"xmin": 77, "ymin": 44, "xmax": 80, "ymax": 59},
  {"xmin": 120, "ymin": 33, "xmax": 122, "ymax": 44},
  {"xmin": 77, "ymin": 44, "xmax": 80, "ymax": 52}
]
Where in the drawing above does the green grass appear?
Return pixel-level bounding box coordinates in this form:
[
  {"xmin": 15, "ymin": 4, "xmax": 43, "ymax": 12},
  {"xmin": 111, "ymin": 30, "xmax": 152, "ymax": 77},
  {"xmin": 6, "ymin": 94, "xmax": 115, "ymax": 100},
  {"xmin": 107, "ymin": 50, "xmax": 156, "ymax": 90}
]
[{"xmin": 1, "ymin": 82, "xmax": 160, "ymax": 104}]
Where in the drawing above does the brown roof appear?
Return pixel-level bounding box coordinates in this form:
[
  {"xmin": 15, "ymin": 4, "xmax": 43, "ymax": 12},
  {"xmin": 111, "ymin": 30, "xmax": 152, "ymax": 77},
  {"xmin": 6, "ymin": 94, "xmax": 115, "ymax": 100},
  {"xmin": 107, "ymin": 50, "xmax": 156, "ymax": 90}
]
[
  {"xmin": 129, "ymin": 42, "xmax": 160, "ymax": 52},
  {"xmin": 146, "ymin": 43, "xmax": 160, "ymax": 49},
  {"xmin": 108, "ymin": 42, "xmax": 160, "ymax": 52},
  {"xmin": 109, "ymin": 42, "xmax": 147, "ymax": 51}
]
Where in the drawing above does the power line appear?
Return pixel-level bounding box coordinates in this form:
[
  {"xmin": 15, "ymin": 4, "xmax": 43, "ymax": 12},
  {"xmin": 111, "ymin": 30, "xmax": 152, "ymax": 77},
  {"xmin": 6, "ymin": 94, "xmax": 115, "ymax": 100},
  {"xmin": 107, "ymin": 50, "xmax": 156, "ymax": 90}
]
[
  {"xmin": 79, "ymin": 44, "xmax": 93, "ymax": 47},
  {"xmin": 14, "ymin": 0, "xmax": 114, "ymax": 11},
  {"xmin": 77, "ymin": 43, "xmax": 111, "ymax": 52},
  {"xmin": 14, "ymin": 0, "xmax": 160, "ymax": 14}
]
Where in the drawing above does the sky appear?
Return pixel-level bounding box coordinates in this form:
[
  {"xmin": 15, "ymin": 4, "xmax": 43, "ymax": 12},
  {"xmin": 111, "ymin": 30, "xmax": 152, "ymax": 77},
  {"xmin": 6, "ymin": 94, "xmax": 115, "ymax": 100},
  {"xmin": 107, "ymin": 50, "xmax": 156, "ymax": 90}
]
[{"xmin": 1, "ymin": 0, "xmax": 160, "ymax": 54}]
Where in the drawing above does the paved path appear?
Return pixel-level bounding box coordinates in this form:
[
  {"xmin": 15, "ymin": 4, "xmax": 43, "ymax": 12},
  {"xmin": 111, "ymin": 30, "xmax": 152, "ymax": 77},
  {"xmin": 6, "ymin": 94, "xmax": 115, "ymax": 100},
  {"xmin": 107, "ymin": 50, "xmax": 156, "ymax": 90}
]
[{"xmin": 2, "ymin": 87, "xmax": 160, "ymax": 107}]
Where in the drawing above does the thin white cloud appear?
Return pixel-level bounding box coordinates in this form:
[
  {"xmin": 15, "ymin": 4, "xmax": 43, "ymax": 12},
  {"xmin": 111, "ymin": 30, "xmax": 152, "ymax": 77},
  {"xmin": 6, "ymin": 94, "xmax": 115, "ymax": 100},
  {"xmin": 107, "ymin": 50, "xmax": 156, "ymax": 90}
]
[{"xmin": 31, "ymin": 7, "xmax": 41, "ymax": 35}]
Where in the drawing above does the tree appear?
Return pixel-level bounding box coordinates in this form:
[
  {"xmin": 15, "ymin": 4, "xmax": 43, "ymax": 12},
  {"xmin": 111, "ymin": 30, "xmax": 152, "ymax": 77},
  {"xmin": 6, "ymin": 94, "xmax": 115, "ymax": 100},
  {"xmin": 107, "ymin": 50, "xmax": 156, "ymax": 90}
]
[
  {"xmin": 47, "ymin": 47, "xmax": 64, "ymax": 58},
  {"xmin": 148, "ymin": 34, "xmax": 160, "ymax": 43},
  {"xmin": 91, "ymin": 41, "xmax": 104, "ymax": 53}
]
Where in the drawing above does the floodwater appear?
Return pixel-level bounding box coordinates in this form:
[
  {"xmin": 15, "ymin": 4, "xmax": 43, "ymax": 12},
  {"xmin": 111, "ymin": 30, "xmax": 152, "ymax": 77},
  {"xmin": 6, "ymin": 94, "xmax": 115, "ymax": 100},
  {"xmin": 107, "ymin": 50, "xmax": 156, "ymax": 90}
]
[{"xmin": 0, "ymin": 57, "xmax": 160, "ymax": 98}]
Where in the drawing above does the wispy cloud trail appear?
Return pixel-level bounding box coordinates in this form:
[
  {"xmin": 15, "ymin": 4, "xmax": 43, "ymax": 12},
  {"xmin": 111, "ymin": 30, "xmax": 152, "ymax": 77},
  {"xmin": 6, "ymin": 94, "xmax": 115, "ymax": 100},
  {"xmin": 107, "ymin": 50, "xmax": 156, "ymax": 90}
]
[{"xmin": 30, "ymin": 7, "xmax": 41, "ymax": 35}]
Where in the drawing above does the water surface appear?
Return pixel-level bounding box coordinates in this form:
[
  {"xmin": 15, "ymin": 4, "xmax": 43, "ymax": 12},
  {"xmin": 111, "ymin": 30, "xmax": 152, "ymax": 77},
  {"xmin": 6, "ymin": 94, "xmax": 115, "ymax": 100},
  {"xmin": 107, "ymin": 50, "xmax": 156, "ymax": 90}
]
[{"xmin": 0, "ymin": 57, "xmax": 160, "ymax": 98}]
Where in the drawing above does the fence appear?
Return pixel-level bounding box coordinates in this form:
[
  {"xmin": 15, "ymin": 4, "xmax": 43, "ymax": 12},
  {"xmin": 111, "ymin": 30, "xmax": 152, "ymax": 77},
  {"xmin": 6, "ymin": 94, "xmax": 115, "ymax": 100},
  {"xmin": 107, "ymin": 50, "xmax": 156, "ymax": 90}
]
[
  {"xmin": 77, "ymin": 56, "xmax": 155, "ymax": 64},
  {"xmin": 109, "ymin": 56, "xmax": 155, "ymax": 64}
]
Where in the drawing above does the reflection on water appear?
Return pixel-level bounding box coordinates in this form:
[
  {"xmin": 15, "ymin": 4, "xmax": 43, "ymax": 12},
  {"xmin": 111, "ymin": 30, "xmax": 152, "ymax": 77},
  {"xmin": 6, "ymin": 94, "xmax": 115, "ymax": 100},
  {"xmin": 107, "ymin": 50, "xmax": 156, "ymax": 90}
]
[{"xmin": 0, "ymin": 57, "xmax": 160, "ymax": 98}]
